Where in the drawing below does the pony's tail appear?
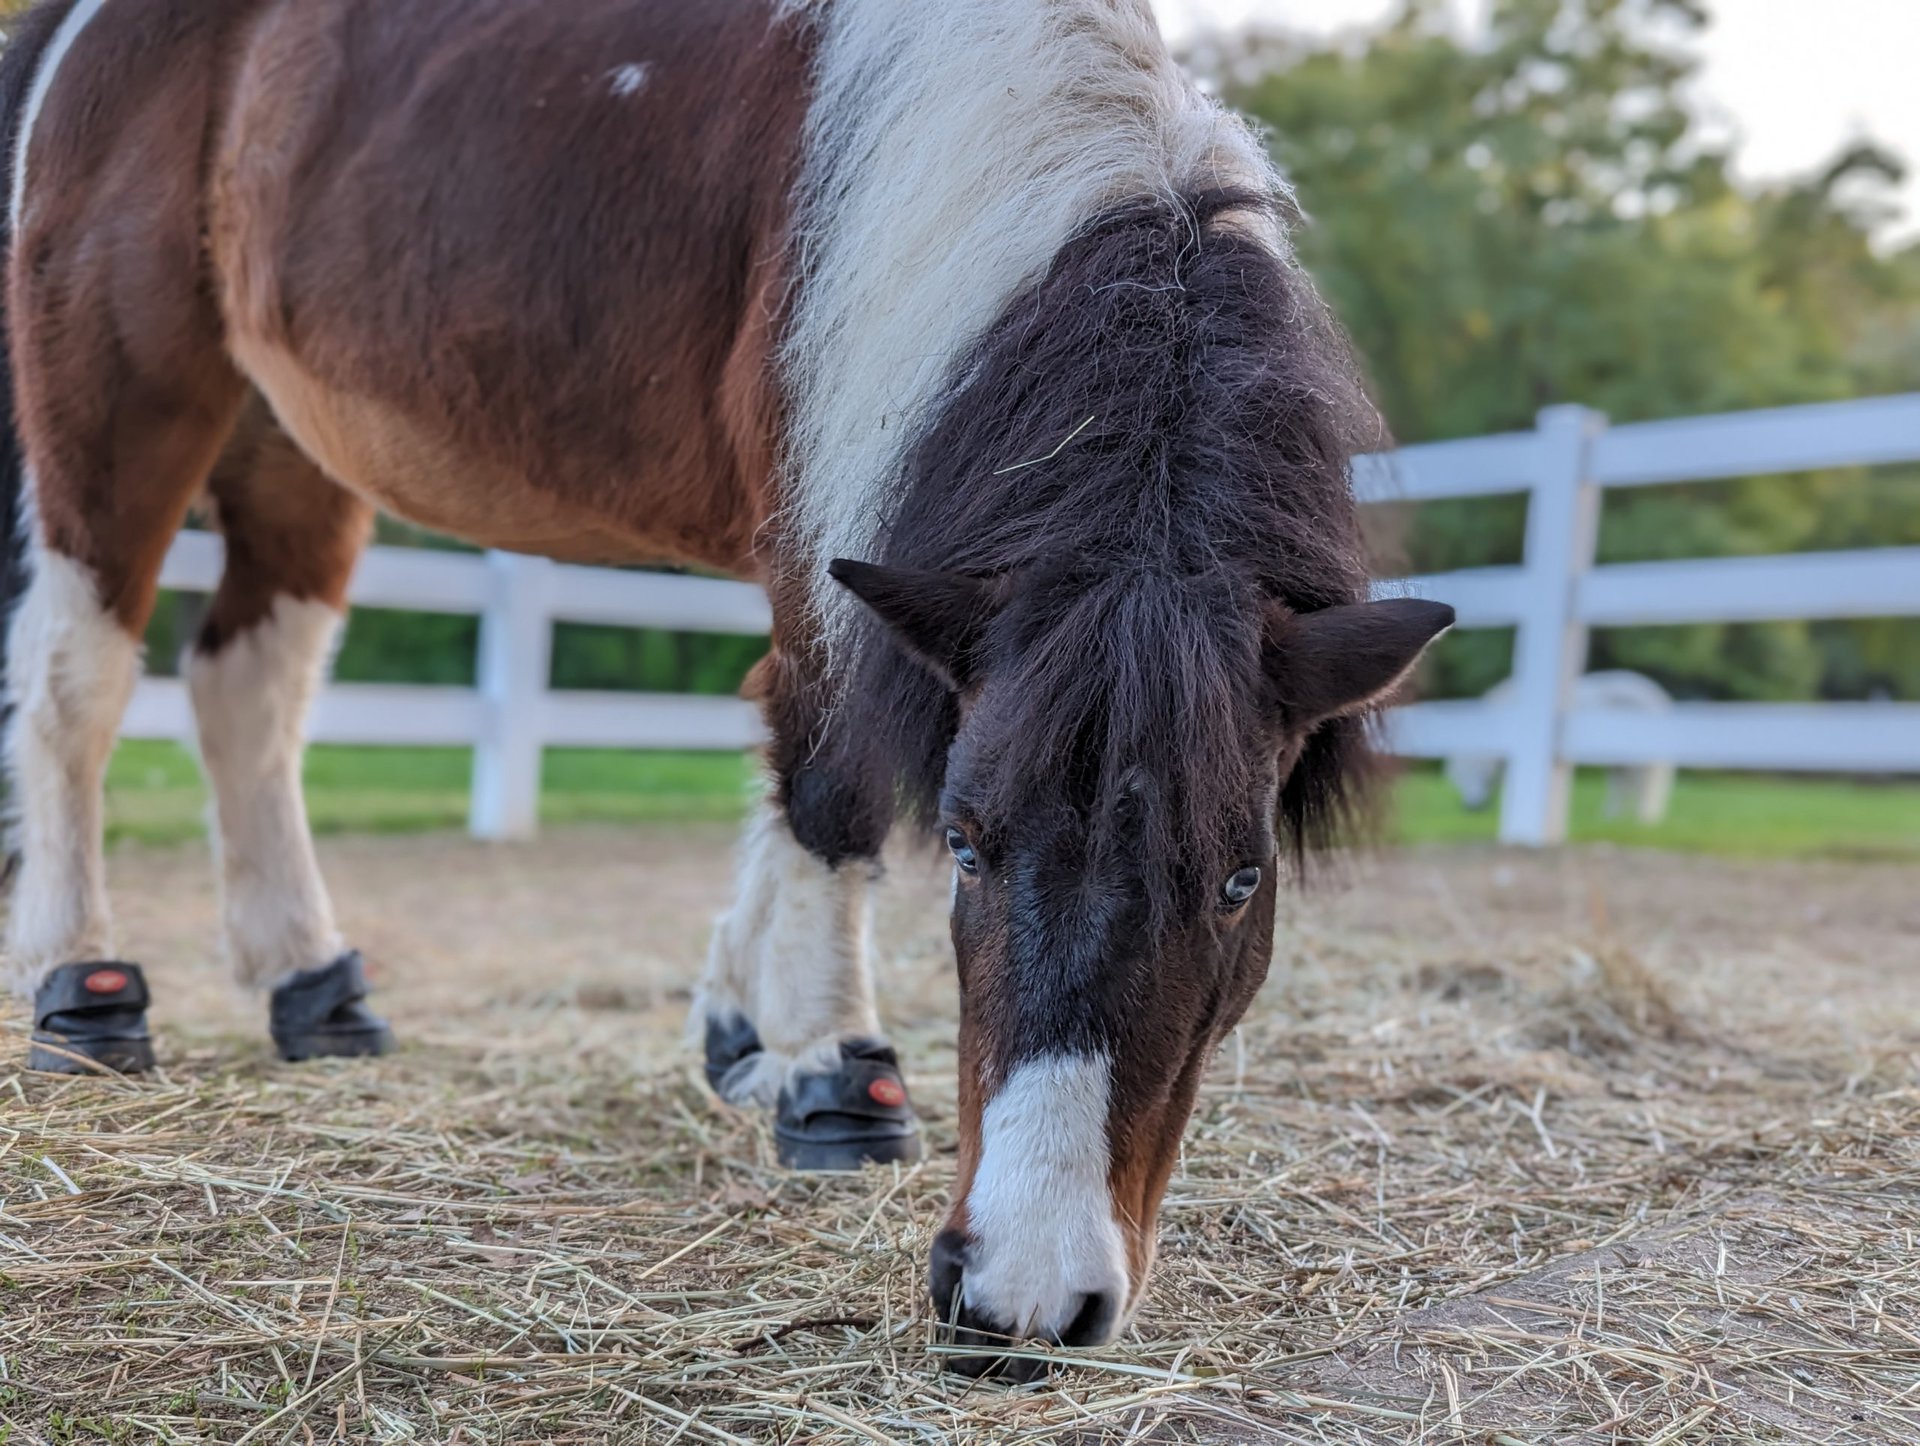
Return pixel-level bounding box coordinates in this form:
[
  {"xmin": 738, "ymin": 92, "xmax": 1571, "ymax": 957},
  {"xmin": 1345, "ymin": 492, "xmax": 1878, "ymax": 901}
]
[{"xmin": 0, "ymin": 1, "xmax": 84, "ymax": 823}]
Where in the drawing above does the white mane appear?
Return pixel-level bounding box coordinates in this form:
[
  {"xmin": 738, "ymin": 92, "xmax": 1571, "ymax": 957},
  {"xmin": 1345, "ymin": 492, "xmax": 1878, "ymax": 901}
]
[{"xmin": 779, "ymin": 0, "xmax": 1286, "ymax": 660}]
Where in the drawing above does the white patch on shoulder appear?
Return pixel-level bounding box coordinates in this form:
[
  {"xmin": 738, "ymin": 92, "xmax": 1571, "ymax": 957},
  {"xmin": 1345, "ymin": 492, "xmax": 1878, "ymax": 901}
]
[
  {"xmin": 187, "ymin": 595, "xmax": 346, "ymax": 990},
  {"xmin": 606, "ymin": 63, "xmax": 650, "ymax": 99},
  {"xmin": 780, "ymin": 0, "xmax": 1288, "ymax": 659},
  {"xmin": 962, "ymin": 1052, "xmax": 1131, "ymax": 1342},
  {"xmin": 12, "ymin": 0, "xmax": 118, "ymax": 229}
]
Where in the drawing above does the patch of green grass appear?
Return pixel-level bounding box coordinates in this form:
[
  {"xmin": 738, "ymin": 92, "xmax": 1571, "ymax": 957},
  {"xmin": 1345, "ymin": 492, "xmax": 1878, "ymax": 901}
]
[
  {"xmin": 103, "ymin": 739, "xmax": 1919, "ymax": 860},
  {"xmin": 1390, "ymin": 762, "xmax": 1920, "ymax": 860},
  {"xmin": 105, "ymin": 739, "xmax": 760, "ymax": 844}
]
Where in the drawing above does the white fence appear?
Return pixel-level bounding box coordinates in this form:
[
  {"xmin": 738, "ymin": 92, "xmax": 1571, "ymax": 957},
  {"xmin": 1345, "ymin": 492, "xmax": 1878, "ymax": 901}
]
[
  {"xmin": 1368, "ymin": 395, "xmax": 1920, "ymax": 842},
  {"xmin": 124, "ymin": 394, "xmax": 1920, "ymax": 844},
  {"xmin": 134, "ymin": 538, "xmax": 771, "ymax": 840}
]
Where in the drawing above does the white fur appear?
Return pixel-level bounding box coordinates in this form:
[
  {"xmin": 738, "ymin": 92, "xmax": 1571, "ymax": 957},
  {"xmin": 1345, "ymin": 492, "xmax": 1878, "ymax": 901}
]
[
  {"xmin": 186, "ymin": 596, "xmax": 346, "ymax": 990},
  {"xmin": 4, "ymin": 549, "xmax": 141, "ymax": 993},
  {"xmin": 962, "ymin": 1053, "xmax": 1131, "ymax": 1342},
  {"xmin": 781, "ymin": 0, "xmax": 1287, "ymax": 658},
  {"xmin": 11, "ymin": 0, "xmax": 116, "ymax": 229},
  {"xmin": 1448, "ymin": 670, "xmax": 1676, "ymax": 823},
  {"xmin": 694, "ymin": 800, "xmax": 880, "ymax": 1106},
  {"xmin": 606, "ymin": 63, "xmax": 650, "ymax": 98}
]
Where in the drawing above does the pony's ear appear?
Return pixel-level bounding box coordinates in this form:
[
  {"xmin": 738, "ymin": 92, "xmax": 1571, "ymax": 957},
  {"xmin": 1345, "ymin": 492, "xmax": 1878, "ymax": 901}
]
[
  {"xmin": 828, "ymin": 560, "xmax": 1003, "ymax": 690},
  {"xmin": 1264, "ymin": 597, "xmax": 1455, "ymax": 729}
]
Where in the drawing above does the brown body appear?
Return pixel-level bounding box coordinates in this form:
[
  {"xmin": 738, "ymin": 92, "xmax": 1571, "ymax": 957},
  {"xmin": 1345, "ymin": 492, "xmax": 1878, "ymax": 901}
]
[{"xmin": 20, "ymin": 0, "xmax": 802, "ymax": 627}]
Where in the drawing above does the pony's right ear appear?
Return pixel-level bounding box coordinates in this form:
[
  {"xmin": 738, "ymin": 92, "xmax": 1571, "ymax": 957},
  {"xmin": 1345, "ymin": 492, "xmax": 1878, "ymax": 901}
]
[{"xmin": 828, "ymin": 560, "xmax": 1002, "ymax": 690}]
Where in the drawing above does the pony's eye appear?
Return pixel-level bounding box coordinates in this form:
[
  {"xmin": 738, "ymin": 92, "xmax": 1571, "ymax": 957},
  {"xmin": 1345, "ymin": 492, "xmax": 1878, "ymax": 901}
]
[
  {"xmin": 945, "ymin": 827, "xmax": 979, "ymax": 874},
  {"xmin": 1221, "ymin": 866, "xmax": 1262, "ymax": 908}
]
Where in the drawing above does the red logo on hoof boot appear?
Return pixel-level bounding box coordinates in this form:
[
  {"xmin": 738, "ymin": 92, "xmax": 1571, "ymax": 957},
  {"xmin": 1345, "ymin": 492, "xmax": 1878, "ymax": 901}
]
[
  {"xmin": 868, "ymin": 1078, "xmax": 906, "ymax": 1108},
  {"xmin": 85, "ymin": 969, "xmax": 128, "ymax": 994}
]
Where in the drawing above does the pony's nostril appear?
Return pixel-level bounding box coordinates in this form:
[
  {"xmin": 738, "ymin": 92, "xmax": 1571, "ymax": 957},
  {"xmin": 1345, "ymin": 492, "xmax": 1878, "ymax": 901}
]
[{"xmin": 1059, "ymin": 1289, "xmax": 1119, "ymax": 1348}]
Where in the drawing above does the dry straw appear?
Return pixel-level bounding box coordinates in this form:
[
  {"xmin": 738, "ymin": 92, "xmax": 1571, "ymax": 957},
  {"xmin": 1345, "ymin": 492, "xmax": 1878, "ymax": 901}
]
[{"xmin": 1, "ymin": 833, "xmax": 1915, "ymax": 1442}]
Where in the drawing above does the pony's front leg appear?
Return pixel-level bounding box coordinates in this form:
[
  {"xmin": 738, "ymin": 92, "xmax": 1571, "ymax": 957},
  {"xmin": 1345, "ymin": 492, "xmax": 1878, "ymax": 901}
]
[{"xmin": 695, "ymin": 690, "xmax": 919, "ymax": 1169}]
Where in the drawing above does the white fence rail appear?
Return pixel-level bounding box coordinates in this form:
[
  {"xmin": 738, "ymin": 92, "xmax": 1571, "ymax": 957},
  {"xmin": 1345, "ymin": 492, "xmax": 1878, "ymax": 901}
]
[
  {"xmin": 1373, "ymin": 395, "xmax": 1920, "ymax": 842},
  {"xmin": 139, "ymin": 536, "xmax": 769, "ymax": 839},
  {"xmin": 125, "ymin": 395, "xmax": 1920, "ymax": 843}
]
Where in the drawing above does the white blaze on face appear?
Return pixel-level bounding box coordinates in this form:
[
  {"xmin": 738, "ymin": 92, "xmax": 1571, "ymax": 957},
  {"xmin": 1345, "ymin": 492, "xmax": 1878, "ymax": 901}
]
[{"xmin": 962, "ymin": 1052, "xmax": 1131, "ymax": 1342}]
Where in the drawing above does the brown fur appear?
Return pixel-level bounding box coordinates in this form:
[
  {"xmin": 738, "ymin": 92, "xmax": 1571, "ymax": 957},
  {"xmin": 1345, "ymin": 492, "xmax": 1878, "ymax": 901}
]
[
  {"xmin": 12, "ymin": 0, "xmax": 810, "ymax": 643},
  {"xmin": 10, "ymin": 0, "xmax": 261, "ymax": 629},
  {"xmin": 207, "ymin": 0, "xmax": 809, "ymax": 571},
  {"xmin": 198, "ymin": 397, "xmax": 372, "ymax": 652}
]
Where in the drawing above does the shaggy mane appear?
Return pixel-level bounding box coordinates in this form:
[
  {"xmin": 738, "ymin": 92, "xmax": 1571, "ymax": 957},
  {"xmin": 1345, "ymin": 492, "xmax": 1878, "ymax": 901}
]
[{"xmin": 832, "ymin": 188, "xmax": 1383, "ymax": 898}]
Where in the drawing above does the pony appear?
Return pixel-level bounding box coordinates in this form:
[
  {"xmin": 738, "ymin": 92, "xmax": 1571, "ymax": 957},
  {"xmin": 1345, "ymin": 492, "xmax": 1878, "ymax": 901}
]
[
  {"xmin": 1448, "ymin": 671, "xmax": 1675, "ymax": 824},
  {"xmin": 0, "ymin": 0, "xmax": 1452, "ymax": 1373}
]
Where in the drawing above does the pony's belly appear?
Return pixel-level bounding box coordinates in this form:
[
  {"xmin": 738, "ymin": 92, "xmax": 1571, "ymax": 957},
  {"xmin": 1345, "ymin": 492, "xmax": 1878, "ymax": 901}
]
[{"xmin": 235, "ymin": 339, "xmax": 712, "ymax": 567}]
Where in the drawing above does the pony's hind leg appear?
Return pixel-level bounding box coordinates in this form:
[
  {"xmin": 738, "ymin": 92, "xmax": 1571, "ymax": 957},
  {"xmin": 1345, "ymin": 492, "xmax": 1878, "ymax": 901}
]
[
  {"xmin": 1, "ymin": 0, "xmax": 259, "ymax": 1072},
  {"xmin": 2, "ymin": 282, "xmax": 243, "ymax": 1073},
  {"xmin": 6, "ymin": 555, "xmax": 151, "ymax": 986},
  {"xmin": 3, "ymin": 318, "xmax": 240, "ymax": 1009},
  {"xmin": 694, "ymin": 650, "xmax": 921, "ymax": 1170},
  {"xmin": 187, "ymin": 400, "xmax": 387, "ymax": 1060}
]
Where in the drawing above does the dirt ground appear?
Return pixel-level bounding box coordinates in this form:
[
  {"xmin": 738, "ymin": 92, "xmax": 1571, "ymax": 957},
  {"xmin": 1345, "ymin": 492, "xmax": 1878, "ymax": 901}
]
[{"xmin": 2, "ymin": 827, "xmax": 1917, "ymax": 1442}]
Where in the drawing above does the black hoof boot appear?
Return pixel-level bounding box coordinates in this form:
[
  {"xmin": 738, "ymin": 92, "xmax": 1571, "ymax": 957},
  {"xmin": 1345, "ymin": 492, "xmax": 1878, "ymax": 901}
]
[
  {"xmin": 29, "ymin": 962, "xmax": 156, "ymax": 1074},
  {"xmin": 270, "ymin": 952, "xmax": 392, "ymax": 1062},
  {"xmin": 775, "ymin": 1038, "xmax": 923, "ymax": 1172}
]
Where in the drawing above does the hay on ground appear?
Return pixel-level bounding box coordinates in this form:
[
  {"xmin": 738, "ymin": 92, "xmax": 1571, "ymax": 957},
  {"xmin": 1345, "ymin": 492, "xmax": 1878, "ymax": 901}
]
[{"xmin": 1, "ymin": 830, "xmax": 1916, "ymax": 1442}]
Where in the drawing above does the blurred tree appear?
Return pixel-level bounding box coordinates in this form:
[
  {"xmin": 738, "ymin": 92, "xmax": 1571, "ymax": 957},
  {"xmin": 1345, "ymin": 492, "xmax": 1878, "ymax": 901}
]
[{"xmin": 1209, "ymin": 0, "xmax": 1920, "ymax": 701}]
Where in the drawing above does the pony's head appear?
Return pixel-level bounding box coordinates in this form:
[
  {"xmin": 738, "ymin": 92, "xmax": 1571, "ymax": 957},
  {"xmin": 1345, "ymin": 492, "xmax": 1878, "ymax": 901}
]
[{"xmin": 833, "ymin": 557, "xmax": 1452, "ymax": 1370}]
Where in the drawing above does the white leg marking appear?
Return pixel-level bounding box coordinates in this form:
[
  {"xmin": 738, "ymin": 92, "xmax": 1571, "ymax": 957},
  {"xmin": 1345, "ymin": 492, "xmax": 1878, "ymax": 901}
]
[
  {"xmin": 781, "ymin": 0, "xmax": 1287, "ymax": 659},
  {"xmin": 3, "ymin": 549, "xmax": 141, "ymax": 993},
  {"xmin": 694, "ymin": 800, "xmax": 879, "ymax": 1106},
  {"xmin": 963, "ymin": 1052, "xmax": 1130, "ymax": 1342},
  {"xmin": 187, "ymin": 596, "xmax": 345, "ymax": 991},
  {"xmin": 11, "ymin": 0, "xmax": 118, "ymax": 229}
]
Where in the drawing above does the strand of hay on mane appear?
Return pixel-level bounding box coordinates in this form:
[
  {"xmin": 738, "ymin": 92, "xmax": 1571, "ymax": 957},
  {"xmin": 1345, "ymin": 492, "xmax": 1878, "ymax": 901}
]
[{"xmin": 1, "ymin": 829, "xmax": 1915, "ymax": 1441}]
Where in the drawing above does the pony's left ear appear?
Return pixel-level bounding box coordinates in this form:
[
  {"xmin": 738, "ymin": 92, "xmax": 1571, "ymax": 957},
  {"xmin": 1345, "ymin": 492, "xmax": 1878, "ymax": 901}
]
[
  {"xmin": 1264, "ymin": 597, "xmax": 1455, "ymax": 729},
  {"xmin": 828, "ymin": 560, "xmax": 1003, "ymax": 691}
]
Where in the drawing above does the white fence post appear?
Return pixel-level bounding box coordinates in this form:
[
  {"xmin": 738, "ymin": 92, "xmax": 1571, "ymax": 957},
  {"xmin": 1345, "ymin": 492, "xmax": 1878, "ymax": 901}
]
[
  {"xmin": 469, "ymin": 551, "xmax": 555, "ymax": 840},
  {"xmin": 1499, "ymin": 405, "xmax": 1605, "ymax": 845}
]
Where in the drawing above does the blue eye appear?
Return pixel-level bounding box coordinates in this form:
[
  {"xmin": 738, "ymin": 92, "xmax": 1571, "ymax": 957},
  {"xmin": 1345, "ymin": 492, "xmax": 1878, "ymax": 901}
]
[
  {"xmin": 1221, "ymin": 867, "xmax": 1261, "ymax": 908},
  {"xmin": 945, "ymin": 827, "xmax": 979, "ymax": 874}
]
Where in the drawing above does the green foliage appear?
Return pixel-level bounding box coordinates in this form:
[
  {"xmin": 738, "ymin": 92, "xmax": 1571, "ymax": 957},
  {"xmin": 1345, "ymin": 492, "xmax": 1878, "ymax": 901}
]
[
  {"xmin": 143, "ymin": 593, "xmax": 767, "ymax": 696},
  {"xmin": 341, "ymin": 608, "xmax": 479, "ymax": 686},
  {"xmin": 1213, "ymin": 0, "xmax": 1920, "ymax": 702},
  {"xmin": 550, "ymin": 623, "xmax": 765, "ymax": 696}
]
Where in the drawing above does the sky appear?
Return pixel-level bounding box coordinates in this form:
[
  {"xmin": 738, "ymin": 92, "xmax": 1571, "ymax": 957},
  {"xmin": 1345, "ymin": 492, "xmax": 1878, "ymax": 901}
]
[{"xmin": 1154, "ymin": 0, "xmax": 1920, "ymax": 238}]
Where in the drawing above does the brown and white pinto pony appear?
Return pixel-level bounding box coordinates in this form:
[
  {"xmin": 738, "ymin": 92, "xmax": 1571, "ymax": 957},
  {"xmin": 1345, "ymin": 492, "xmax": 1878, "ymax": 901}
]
[{"xmin": 0, "ymin": 0, "xmax": 1452, "ymax": 1370}]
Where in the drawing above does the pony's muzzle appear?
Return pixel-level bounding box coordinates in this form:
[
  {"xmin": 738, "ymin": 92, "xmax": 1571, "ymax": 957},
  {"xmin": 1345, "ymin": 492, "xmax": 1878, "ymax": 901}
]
[{"xmin": 929, "ymin": 1227, "xmax": 1125, "ymax": 1379}]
